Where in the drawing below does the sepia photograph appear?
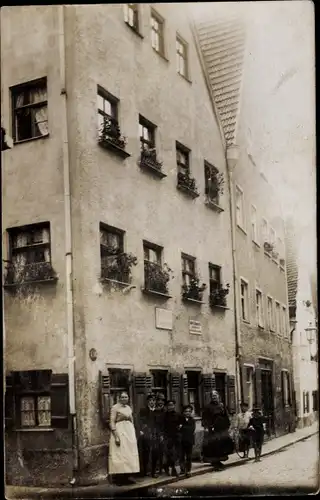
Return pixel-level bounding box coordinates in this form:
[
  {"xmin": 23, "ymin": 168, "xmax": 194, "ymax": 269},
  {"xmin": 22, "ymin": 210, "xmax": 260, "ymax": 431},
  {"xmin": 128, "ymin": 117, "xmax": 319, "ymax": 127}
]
[{"xmin": 1, "ymin": 1, "xmax": 318, "ymax": 498}]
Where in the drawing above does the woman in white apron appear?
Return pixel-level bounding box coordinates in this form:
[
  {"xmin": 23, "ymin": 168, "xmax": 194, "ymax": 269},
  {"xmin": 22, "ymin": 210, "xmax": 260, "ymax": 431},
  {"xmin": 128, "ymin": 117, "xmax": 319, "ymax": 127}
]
[{"xmin": 109, "ymin": 391, "xmax": 140, "ymax": 485}]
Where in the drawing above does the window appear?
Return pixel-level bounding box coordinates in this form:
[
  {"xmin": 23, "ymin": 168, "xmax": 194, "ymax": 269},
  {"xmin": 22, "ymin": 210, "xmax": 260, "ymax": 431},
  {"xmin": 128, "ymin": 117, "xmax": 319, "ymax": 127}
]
[
  {"xmin": 11, "ymin": 78, "xmax": 48, "ymax": 142},
  {"xmin": 176, "ymin": 36, "xmax": 188, "ymax": 78},
  {"xmin": 312, "ymin": 390, "xmax": 319, "ymax": 412},
  {"xmin": 97, "ymin": 87, "xmax": 118, "ymax": 134},
  {"xmin": 245, "ymin": 367, "xmax": 254, "ymax": 409},
  {"xmin": 144, "ymin": 241, "xmax": 168, "ymax": 293},
  {"xmin": 282, "ymin": 370, "xmax": 290, "ymax": 406},
  {"xmin": 144, "ymin": 242, "xmax": 161, "ymax": 265},
  {"xmin": 151, "ymin": 11, "xmax": 164, "ymax": 54},
  {"xmin": 124, "ymin": 4, "xmax": 139, "ymax": 31},
  {"xmin": 176, "ymin": 142, "xmax": 190, "ymax": 175},
  {"xmin": 151, "ymin": 370, "xmax": 168, "ymax": 399},
  {"xmin": 282, "ymin": 306, "xmax": 288, "ymax": 337},
  {"xmin": 109, "ymin": 368, "xmax": 131, "ymax": 406},
  {"xmin": 275, "ymin": 301, "xmax": 281, "ymax": 334},
  {"xmin": 6, "ymin": 223, "xmax": 53, "ymax": 285},
  {"xmin": 181, "ymin": 254, "xmax": 196, "ymax": 287},
  {"xmin": 204, "ymin": 162, "xmax": 222, "ymax": 204},
  {"xmin": 209, "ymin": 264, "xmax": 221, "ymax": 295},
  {"xmin": 139, "ymin": 116, "xmax": 156, "ymax": 151},
  {"xmin": 235, "ymin": 186, "xmax": 245, "ymax": 229},
  {"xmin": 262, "ymin": 218, "xmax": 268, "ymax": 244},
  {"xmin": 267, "ymin": 296, "xmax": 275, "ymax": 331},
  {"xmin": 100, "ymin": 223, "xmax": 126, "ymax": 282},
  {"xmin": 278, "ymin": 237, "xmax": 285, "ymax": 267},
  {"xmin": 270, "ymin": 227, "xmax": 276, "ymax": 248},
  {"xmin": 256, "ymin": 289, "xmax": 264, "ymax": 328},
  {"xmin": 303, "ymin": 391, "xmax": 310, "ymax": 413},
  {"xmin": 251, "ymin": 205, "xmax": 258, "ymax": 243},
  {"xmin": 240, "ymin": 279, "xmax": 249, "ymax": 321},
  {"xmin": 186, "ymin": 371, "xmax": 201, "ymax": 416}
]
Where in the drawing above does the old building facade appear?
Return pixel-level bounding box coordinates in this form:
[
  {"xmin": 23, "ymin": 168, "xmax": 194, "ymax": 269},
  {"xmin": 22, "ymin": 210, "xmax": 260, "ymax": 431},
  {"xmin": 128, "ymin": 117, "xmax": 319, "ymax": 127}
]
[{"xmin": 2, "ymin": 4, "xmax": 237, "ymax": 486}]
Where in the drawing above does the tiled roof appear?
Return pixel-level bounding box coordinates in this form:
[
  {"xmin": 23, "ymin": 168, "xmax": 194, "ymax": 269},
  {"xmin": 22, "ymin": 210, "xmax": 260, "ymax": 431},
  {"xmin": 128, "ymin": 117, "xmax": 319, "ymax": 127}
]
[
  {"xmin": 285, "ymin": 219, "xmax": 298, "ymax": 318},
  {"xmin": 194, "ymin": 15, "xmax": 247, "ymax": 146}
]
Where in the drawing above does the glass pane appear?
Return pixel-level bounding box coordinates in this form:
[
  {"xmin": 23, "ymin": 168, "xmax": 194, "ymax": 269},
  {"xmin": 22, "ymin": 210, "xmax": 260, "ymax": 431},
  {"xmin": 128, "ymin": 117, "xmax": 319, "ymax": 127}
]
[
  {"xmin": 150, "ymin": 248, "xmax": 160, "ymax": 264},
  {"xmin": 21, "ymin": 397, "xmax": 36, "ymax": 427},
  {"xmin": 210, "ymin": 267, "xmax": 220, "ymax": 282},
  {"xmin": 97, "ymin": 94, "xmax": 104, "ymax": 111},
  {"xmin": 98, "ymin": 112, "xmax": 104, "ymax": 131},
  {"xmin": 37, "ymin": 396, "xmax": 51, "ymax": 427},
  {"xmin": 30, "ymin": 86, "xmax": 47, "ymax": 104},
  {"xmin": 128, "ymin": 6, "xmax": 134, "ymax": 26},
  {"xmin": 144, "ymin": 246, "xmax": 149, "ymax": 261},
  {"xmin": 107, "ymin": 232, "xmax": 120, "ymax": 249},
  {"xmin": 104, "ymin": 99, "xmax": 112, "ymax": 116}
]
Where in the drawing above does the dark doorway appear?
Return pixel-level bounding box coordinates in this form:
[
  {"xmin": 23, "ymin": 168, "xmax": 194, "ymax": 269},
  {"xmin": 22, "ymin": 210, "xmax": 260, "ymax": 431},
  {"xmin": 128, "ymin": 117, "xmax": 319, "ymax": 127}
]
[
  {"xmin": 214, "ymin": 373, "xmax": 226, "ymax": 407},
  {"xmin": 261, "ymin": 369, "xmax": 275, "ymax": 436}
]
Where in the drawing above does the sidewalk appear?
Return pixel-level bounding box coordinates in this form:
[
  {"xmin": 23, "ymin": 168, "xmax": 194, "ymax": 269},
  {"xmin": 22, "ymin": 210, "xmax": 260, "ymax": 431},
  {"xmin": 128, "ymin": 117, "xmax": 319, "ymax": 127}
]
[{"xmin": 6, "ymin": 421, "xmax": 318, "ymax": 499}]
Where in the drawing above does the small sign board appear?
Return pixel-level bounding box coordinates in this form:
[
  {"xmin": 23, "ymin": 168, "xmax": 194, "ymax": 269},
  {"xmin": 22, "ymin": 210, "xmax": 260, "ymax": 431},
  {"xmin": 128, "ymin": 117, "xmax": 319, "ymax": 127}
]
[
  {"xmin": 155, "ymin": 308, "xmax": 173, "ymax": 331},
  {"xmin": 189, "ymin": 319, "xmax": 202, "ymax": 335}
]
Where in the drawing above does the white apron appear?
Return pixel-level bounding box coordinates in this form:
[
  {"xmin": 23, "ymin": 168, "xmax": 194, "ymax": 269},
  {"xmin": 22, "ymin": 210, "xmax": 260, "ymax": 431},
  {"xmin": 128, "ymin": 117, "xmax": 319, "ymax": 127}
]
[{"xmin": 108, "ymin": 403, "xmax": 140, "ymax": 475}]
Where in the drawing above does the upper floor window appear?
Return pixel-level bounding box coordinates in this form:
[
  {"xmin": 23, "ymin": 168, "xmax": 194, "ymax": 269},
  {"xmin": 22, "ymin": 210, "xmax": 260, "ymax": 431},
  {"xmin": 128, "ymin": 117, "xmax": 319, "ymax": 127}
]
[
  {"xmin": 97, "ymin": 87, "xmax": 128, "ymax": 155},
  {"xmin": 139, "ymin": 116, "xmax": 156, "ymax": 151},
  {"xmin": 176, "ymin": 143, "xmax": 190, "ymax": 175},
  {"xmin": 251, "ymin": 205, "xmax": 258, "ymax": 243},
  {"xmin": 270, "ymin": 227, "xmax": 276, "ymax": 249},
  {"xmin": 124, "ymin": 4, "xmax": 139, "ymax": 32},
  {"xmin": 275, "ymin": 301, "xmax": 281, "ymax": 334},
  {"xmin": 100, "ymin": 224, "xmax": 124, "ymax": 280},
  {"xmin": 256, "ymin": 289, "xmax": 264, "ymax": 328},
  {"xmin": 11, "ymin": 78, "xmax": 48, "ymax": 142},
  {"xmin": 5, "ymin": 223, "xmax": 56, "ymax": 285},
  {"xmin": 281, "ymin": 370, "xmax": 290, "ymax": 407},
  {"xmin": 204, "ymin": 162, "xmax": 223, "ymax": 205},
  {"xmin": 240, "ymin": 279, "xmax": 249, "ymax": 321},
  {"xmin": 151, "ymin": 10, "xmax": 164, "ymax": 55},
  {"xmin": 143, "ymin": 241, "xmax": 170, "ymax": 295},
  {"xmin": 262, "ymin": 218, "xmax": 268, "ymax": 244},
  {"xmin": 235, "ymin": 186, "xmax": 245, "ymax": 229},
  {"xmin": 176, "ymin": 35, "xmax": 188, "ymax": 78},
  {"xmin": 282, "ymin": 305, "xmax": 288, "ymax": 338},
  {"xmin": 267, "ymin": 296, "xmax": 274, "ymax": 331},
  {"xmin": 209, "ymin": 264, "xmax": 221, "ymax": 294},
  {"xmin": 97, "ymin": 88, "xmax": 118, "ymax": 132},
  {"xmin": 181, "ymin": 254, "xmax": 196, "ymax": 287}
]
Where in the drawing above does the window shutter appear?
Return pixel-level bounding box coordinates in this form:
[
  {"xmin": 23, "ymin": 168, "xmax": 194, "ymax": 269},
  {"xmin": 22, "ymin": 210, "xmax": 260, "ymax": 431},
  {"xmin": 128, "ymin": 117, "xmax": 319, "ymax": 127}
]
[
  {"xmin": 281, "ymin": 371, "xmax": 285, "ymax": 406},
  {"xmin": 51, "ymin": 373, "xmax": 69, "ymax": 429},
  {"xmin": 181, "ymin": 373, "xmax": 188, "ymax": 407},
  {"xmin": 254, "ymin": 367, "xmax": 262, "ymax": 408},
  {"xmin": 133, "ymin": 372, "xmax": 149, "ymax": 417},
  {"xmin": 170, "ymin": 372, "xmax": 182, "ymax": 411},
  {"xmin": 5, "ymin": 374, "xmax": 15, "ymax": 430},
  {"xmin": 241, "ymin": 364, "xmax": 249, "ymax": 405},
  {"xmin": 227, "ymin": 375, "xmax": 236, "ymax": 414},
  {"xmin": 303, "ymin": 391, "xmax": 306, "ymax": 414},
  {"xmin": 36, "ymin": 369, "xmax": 52, "ymax": 391},
  {"xmin": 98, "ymin": 371, "xmax": 111, "ymax": 426},
  {"xmin": 288, "ymin": 373, "xmax": 292, "ymax": 406},
  {"xmin": 306, "ymin": 392, "xmax": 310, "ymax": 413},
  {"xmin": 202, "ymin": 373, "xmax": 215, "ymax": 407}
]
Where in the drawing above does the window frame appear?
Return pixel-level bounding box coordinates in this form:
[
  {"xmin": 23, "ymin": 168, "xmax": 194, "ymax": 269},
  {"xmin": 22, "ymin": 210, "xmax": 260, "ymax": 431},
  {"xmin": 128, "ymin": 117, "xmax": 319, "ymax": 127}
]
[
  {"xmin": 143, "ymin": 240, "xmax": 162, "ymax": 266},
  {"xmin": 100, "ymin": 223, "xmax": 125, "ymax": 256},
  {"xmin": 255, "ymin": 288, "xmax": 264, "ymax": 329},
  {"xmin": 282, "ymin": 305, "xmax": 288, "ymax": 338},
  {"xmin": 275, "ymin": 301, "xmax": 281, "ymax": 335},
  {"xmin": 204, "ymin": 161, "xmax": 221, "ymax": 205},
  {"xmin": 251, "ymin": 204, "xmax": 259, "ymax": 244},
  {"xmin": 139, "ymin": 115, "xmax": 156, "ymax": 151},
  {"xmin": 150, "ymin": 369, "xmax": 168, "ymax": 399},
  {"xmin": 11, "ymin": 77, "xmax": 48, "ymax": 143},
  {"xmin": 281, "ymin": 369, "xmax": 290, "ymax": 407},
  {"xmin": 123, "ymin": 4, "xmax": 140, "ymax": 33},
  {"xmin": 240, "ymin": 277, "xmax": 249, "ymax": 322},
  {"xmin": 176, "ymin": 141, "xmax": 190, "ymax": 175},
  {"xmin": 108, "ymin": 367, "xmax": 132, "ymax": 407},
  {"xmin": 235, "ymin": 185, "xmax": 245, "ymax": 231},
  {"xmin": 150, "ymin": 9, "xmax": 165, "ymax": 56},
  {"xmin": 262, "ymin": 217, "xmax": 269, "ymax": 247},
  {"xmin": 181, "ymin": 253, "xmax": 196, "ymax": 287},
  {"xmin": 97, "ymin": 86, "xmax": 119, "ymax": 133},
  {"xmin": 176, "ymin": 34, "xmax": 189, "ymax": 79},
  {"xmin": 209, "ymin": 263, "xmax": 221, "ymax": 295},
  {"xmin": 267, "ymin": 295, "xmax": 275, "ymax": 332}
]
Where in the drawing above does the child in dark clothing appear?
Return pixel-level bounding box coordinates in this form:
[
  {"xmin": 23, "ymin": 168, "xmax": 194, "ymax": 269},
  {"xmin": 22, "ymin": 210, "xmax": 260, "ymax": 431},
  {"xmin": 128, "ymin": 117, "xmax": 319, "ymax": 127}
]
[
  {"xmin": 163, "ymin": 400, "xmax": 181, "ymax": 477},
  {"xmin": 179, "ymin": 405, "xmax": 196, "ymax": 477},
  {"xmin": 248, "ymin": 406, "xmax": 265, "ymax": 462}
]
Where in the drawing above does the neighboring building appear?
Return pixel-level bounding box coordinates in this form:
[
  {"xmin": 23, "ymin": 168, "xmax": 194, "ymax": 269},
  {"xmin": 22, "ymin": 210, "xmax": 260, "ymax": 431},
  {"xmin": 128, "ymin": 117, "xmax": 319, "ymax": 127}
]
[
  {"xmin": 285, "ymin": 218, "xmax": 318, "ymax": 428},
  {"xmin": 2, "ymin": 5, "xmax": 237, "ymax": 486},
  {"xmin": 193, "ymin": 7, "xmax": 295, "ymax": 438}
]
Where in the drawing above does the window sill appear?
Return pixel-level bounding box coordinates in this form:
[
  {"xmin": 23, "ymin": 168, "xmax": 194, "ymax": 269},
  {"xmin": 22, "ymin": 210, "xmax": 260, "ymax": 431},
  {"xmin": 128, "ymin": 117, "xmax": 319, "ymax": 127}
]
[
  {"xmin": 142, "ymin": 288, "xmax": 172, "ymax": 299},
  {"xmin": 242, "ymin": 319, "xmax": 250, "ymax": 325},
  {"xmin": 204, "ymin": 199, "xmax": 224, "ymax": 213},
  {"xmin": 272, "ymin": 259, "xmax": 279, "ymax": 265},
  {"xmin": 280, "ymin": 266, "xmax": 285, "ymax": 272},
  {"xmin": 152, "ymin": 48, "xmax": 169, "ymax": 62},
  {"xmin": 4, "ymin": 277, "xmax": 58, "ymax": 289},
  {"xmin": 15, "ymin": 428, "xmax": 54, "ymax": 432},
  {"xmin": 98, "ymin": 139, "xmax": 131, "ymax": 159},
  {"xmin": 177, "ymin": 184, "xmax": 199, "ymax": 199},
  {"xmin": 182, "ymin": 297, "xmax": 204, "ymax": 305},
  {"xmin": 252, "ymin": 240, "xmax": 260, "ymax": 249},
  {"xmin": 100, "ymin": 278, "xmax": 135, "ymax": 288},
  {"xmin": 264, "ymin": 251, "xmax": 272, "ymax": 258},
  {"xmin": 210, "ymin": 304, "xmax": 229, "ymax": 311},
  {"xmin": 139, "ymin": 160, "xmax": 167, "ymax": 179},
  {"xmin": 177, "ymin": 72, "xmax": 192, "ymax": 84},
  {"xmin": 125, "ymin": 22, "xmax": 144, "ymax": 39},
  {"xmin": 236, "ymin": 224, "xmax": 247, "ymax": 236},
  {"xmin": 13, "ymin": 133, "xmax": 50, "ymax": 146}
]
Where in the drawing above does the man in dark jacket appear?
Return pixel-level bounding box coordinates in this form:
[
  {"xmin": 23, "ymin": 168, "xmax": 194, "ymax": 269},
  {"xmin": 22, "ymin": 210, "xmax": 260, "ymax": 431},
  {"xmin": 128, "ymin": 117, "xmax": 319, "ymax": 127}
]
[
  {"xmin": 155, "ymin": 393, "xmax": 166, "ymax": 474},
  {"xmin": 138, "ymin": 394, "xmax": 161, "ymax": 477},
  {"xmin": 179, "ymin": 405, "xmax": 196, "ymax": 477},
  {"xmin": 162, "ymin": 399, "xmax": 181, "ymax": 477}
]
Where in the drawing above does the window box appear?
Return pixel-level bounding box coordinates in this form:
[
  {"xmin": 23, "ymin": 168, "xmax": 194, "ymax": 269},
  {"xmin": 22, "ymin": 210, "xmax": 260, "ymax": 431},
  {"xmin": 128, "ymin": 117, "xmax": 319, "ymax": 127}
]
[
  {"xmin": 143, "ymin": 260, "xmax": 173, "ymax": 297},
  {"xmin": 98, "ymin": 117, "xmax": 130, "ymax": 159},
  {"xmin": 139, "ymin": 148, "xmax": 166, "ymax": 178},
  {"xmin": 280, "ymin": 258, "xmax": 285, "ymax": 268},
  {"xmin": 4, "ymin": 261, "xmax": 57, "ymax": 288},
  {"xmin": 210, "ymin": 284, "xmax": 230, "ymax": 309},
  {"xmin": 272, "ymin": 250, "xmax": 279, "ymax": 261},
  {"xmin": 264, "ymin": 241, "xmax": 273, "ymax": 254},
  {"xmin": 182, "ymin": 277, "xmax": 206, "ymax": 303},
  {"xmin": 204, "ymin": 199, "xmax": 224, "ymax": 213},
  {"xmin": 177, "ymin": 172, "xmax": 199, "ymax": 198},
  {"xmin": 101, "ymin": 251, "xmax": 137, "ymax": 284}
]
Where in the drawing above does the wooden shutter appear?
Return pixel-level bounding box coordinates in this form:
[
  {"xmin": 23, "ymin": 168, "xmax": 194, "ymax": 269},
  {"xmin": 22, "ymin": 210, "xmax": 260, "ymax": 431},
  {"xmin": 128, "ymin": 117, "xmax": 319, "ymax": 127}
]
[
  {"xmin": 181, "ymin": 373, "xmax": 188, "ymax": 407},
  {"xmin": 241, "ymin": 364, "xmax": 249, "ymax": 405},
  {"xmin": 5, "ymin": 374, "xmax": 15, "ymax": 430},
  {"xmin": 254, "ymin": 367, "xmax": 262, "ymax": 408},
  {"xmin": 306, "ymin": 392, "xmax": 310, "ymax": 413},
  {"xmin": 227, "ymin": 375, "xmax": 236, "ymax": 414},
  {"xmin": 99, "ymin": 371, "xmax": 111, "ymax": 426},
  {"xmin": 51, "ymin": 373, "xmax": 69, "ymax": 428},
  {"xmin": 288, "ymin": 373, "xmax": 292, "ymax": 406},
  {"xmin": 36, "ymin": 369, "xmax": 52, "ymax": 391},
  {"xmin": 133, "ymin": 372, "xmax": 149, "ymax": 417},
  {"xmin": 303, "ymin": 391, "xmax": 306, "ymax": 414},
  {"xmin": 202, "ymin": 373, "xmax": 215, "ymax": 407},
  {"xmin": 170, "ymin": 372, "xmax": 182, "ymax": 411}
]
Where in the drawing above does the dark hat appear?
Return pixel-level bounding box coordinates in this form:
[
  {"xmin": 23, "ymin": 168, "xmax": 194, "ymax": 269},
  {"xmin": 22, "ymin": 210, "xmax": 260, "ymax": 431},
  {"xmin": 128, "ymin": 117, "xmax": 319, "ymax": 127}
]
[
  {"xmin": 147, "ymin": 393, "xmax": 156, "ymax": 401},
  {"xmin": 156, "ymin": 393, "xmax": 166, "ymax": 401},
  {"xmin": 165, "ymin": 399, "xmax": 176, "ymax": 405}
]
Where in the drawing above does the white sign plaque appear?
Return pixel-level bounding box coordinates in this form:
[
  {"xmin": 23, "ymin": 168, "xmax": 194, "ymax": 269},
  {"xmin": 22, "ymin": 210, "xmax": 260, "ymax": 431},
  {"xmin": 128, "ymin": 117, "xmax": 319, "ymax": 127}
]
[
  {"xmin": 155, "ymin": 308, "xmax": 173, "ymax": 331},
  {"xmin": 189, "ymin": 319, "xmax": 202, "ymax": 335}
]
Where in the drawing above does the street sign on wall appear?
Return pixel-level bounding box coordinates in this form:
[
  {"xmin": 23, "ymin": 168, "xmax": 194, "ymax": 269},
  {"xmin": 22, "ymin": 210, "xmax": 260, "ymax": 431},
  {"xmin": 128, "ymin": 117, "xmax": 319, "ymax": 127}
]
[{"xmin": 189, "ymin": 319, "xmax": 202, "ymax": 335}]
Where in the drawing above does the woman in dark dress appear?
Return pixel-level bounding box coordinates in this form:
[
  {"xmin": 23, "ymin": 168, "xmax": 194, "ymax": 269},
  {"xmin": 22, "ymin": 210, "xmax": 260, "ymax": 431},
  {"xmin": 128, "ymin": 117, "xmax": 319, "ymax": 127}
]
[{"xmin": 201, "ymin": 390, "xmax": 234, "ymax": 470}]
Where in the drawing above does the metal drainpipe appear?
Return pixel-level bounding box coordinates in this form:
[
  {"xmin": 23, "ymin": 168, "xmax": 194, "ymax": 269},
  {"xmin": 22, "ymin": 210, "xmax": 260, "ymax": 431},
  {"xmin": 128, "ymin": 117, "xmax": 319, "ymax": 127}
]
[
  {"xmin": 226, "ymin": 145, "xmax": 242, "ymax": 412},
  {"xmin": 58, "ymin": 5, "xmax": 78, "ymax": 481}
]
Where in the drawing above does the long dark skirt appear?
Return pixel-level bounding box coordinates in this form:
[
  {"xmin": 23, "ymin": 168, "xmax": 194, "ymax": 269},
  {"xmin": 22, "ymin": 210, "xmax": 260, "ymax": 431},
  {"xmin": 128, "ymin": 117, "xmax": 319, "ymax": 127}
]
[{"xmin": 202, "ymin": 430, "xmax": 234, "ymax": 463}]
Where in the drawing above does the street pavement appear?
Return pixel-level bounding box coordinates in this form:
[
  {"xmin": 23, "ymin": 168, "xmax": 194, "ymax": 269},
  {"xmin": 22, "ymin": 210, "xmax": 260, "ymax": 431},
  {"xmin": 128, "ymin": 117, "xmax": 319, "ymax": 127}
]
[{"xmin": 133, "ymin": 434, "xmax": 319, "ymax": 497}]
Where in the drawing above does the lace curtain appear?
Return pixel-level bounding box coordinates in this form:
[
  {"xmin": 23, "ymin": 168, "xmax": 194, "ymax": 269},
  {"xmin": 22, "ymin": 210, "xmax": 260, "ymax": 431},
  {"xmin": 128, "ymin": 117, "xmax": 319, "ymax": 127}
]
[{"xmin": 15, "ymin": 87, "xmax": 48, "ymax": 136}]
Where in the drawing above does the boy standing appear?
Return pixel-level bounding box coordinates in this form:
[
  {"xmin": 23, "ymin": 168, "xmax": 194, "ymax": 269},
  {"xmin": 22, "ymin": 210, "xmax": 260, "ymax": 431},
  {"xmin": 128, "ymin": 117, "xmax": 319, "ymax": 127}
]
[
  {"xmin": 247, "ymin": 405, "xmax": 265, "ymax": 462},
  {"xmin": 179, "ymin": 405, "xmax": 196, "ymax": 477},
  {"xmin": 162, "ymin": 400, "xmax": 181, "ymax": 477},
  {"xmin": 235, "ymin": 402, "xmax": 252, "ymax": 457}
]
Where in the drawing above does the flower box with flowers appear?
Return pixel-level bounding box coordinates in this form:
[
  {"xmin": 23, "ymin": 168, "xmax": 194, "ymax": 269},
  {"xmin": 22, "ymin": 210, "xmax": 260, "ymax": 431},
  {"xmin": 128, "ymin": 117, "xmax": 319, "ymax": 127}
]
[
  {"xmin": 182, "ymin": 277, "xmax": 206, "ymax": 303},
  {"xmin": 143, "ymin": 261, "xmax": 173, "ymax": 297},
  {"xmin": 210, "ymin": 284, "xmax": 230, "ymax": 308},
  {"xmin": 98, "ymin": 117, "xmax": 130, "ymax": 158},
  {"xmin": 271, "ymin": 250, "xmax": 279, "ymax": 260},
  {"xmin": 4, "ymin": 261, "xmax": 57, "ymax": 287},
  {"xmin": 101, "ymin": 250, "xmax": 137, "ymax": 284},
  {"xmin": 139, "ymin": 148, "xmax": 166, "ymax": 178},
  {"xmin": 264, "ymin": 242, "xmax": 274, "ymax": 254},
  {"xmin": 177, "ymin": 172, "xmax": 199, "ymax": 198},
  {"xmin": 279, "ymin": 258, "xmax": 285, "ymax": 268}
]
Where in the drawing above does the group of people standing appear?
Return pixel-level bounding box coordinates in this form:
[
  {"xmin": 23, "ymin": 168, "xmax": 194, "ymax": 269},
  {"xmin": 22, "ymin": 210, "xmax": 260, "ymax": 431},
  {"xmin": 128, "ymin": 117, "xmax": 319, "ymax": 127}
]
[{"xmin": 107, "ymin": 389, "xmax": 265, "ymax": 485}]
